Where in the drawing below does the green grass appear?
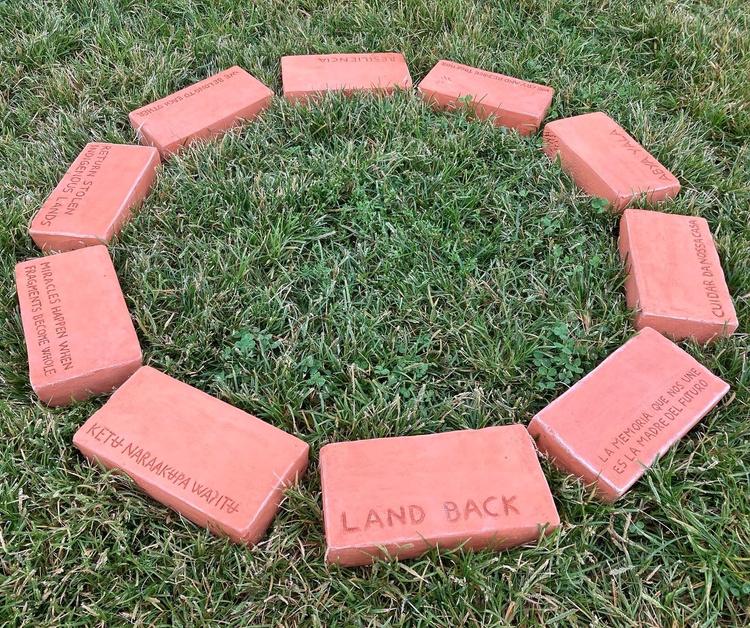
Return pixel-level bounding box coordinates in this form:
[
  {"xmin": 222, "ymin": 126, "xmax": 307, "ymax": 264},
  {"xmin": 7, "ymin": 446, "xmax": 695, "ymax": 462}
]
[{"xmin": 1, "ymin": 0, "xmax": 749, "ymax": 625}]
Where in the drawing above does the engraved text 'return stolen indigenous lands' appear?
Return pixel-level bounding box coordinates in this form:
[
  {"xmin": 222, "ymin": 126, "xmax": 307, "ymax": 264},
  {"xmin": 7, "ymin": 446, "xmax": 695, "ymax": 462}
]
[{"xmin": 29, "ymin": 143, "xmax": 160, "ymax": 252}]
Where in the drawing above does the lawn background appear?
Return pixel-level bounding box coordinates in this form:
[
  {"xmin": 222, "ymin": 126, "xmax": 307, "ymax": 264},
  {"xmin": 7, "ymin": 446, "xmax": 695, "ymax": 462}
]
[{"xmin": 1, "ymin": 0, "xmax": 748, "ymax": 625}]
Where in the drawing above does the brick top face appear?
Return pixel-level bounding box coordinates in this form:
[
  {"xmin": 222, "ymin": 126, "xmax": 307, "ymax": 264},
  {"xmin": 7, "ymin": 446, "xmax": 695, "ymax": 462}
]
[
  {"xmin": 29, "ymin": 143, "xmax": 159, "ymax": 252},
  {"xmin": 15, "ymin": 245, "xmax": 141, "ymax": 405},
  {"xmin": 320, "ymin": 424, "xmax": 559, "ymax": 566},
  {"xmin": 529, "ymin": 327, "xmax": 729, "ymax": 501},
  {"xmin": 619, "ymin": 208, "xmax": 737, "ymax": 340},
  {"xmin": 74, "ymin": 366, "xmax": 309, "ymax": 544},
  {"xmin": 129, "ymin": 66, "xmax": 273, "ymax": 156},
  {"xmin": 543, "ymin": 112, "xmax": 680, "ymax": 209},
  {"xmin": 418, "ymin": 60, "xmax": 554, "ymax": 133},
  {"xmin": 281, "ymin": 53, "xmax": 412, "ymax": 102}
]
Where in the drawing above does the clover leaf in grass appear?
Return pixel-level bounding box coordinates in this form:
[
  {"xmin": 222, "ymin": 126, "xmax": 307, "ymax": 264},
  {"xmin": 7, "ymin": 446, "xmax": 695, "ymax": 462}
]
[
  {"xmin": 591, "ymin": 197, "xmax": 609, "ymax": 213},
  {"xmin": 308, "ymin": 371, "xmax": 327, "ymax": 388},
  {"xmin": 299, "ymin": 355, "xmax": 329, "ymax": 390},
  {"xmin": 533, "ymin": 323, "xmax": 586, "ymax": 390},
  {"xmin": 225, "ymin": 328, "xmax": 280, "ymax": 359}
]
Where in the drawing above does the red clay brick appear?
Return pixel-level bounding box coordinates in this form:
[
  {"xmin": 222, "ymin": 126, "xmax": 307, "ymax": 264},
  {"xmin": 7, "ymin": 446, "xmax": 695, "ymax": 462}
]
[
  {"xmin": 619, "ymin": 208, "xmax": 738, "ymax": 342},
  {"xmin": 528, "ymin": 327, "xmax": 729, "ymax": 502},
  {"xmin": 73, "ymin": 366, "xmax": 309, "ymax": 544},
  {"xmin": 320, "ymin": 425, "xmax": 559, "ymax": 567},
  {"xmin": 29, "ymin": 143, "xmax": 160, "ymax": 252},
  {"xmin": 15, "ymin": 245, "xmax": 141, "ymax": 406},
  {"xmin": 282, "ymin": 53, "xmax": 412, "ymax": 103},
  {"xmin": 542, "ymin": 112, "xmax": 680, "ymax": 210},
  {"xmin": 129, "ymin": 66, "xmax": 273, "ymax": 157},
  {"xmin": 418, "ymin": 60, "xmax": 554, "ymax": 135}
]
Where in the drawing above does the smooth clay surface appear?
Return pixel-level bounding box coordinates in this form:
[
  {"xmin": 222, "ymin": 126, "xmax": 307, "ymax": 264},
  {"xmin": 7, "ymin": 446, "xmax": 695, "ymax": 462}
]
[
  {"xmin": 320, "ymin": 425, "xmax": 559, "ymax": 567},
  {"xmin": 129, "ymin": 66, "xmax": 273, "ymax": 157},
  {"xmin": 281, "ymin": 53, "xmax": 412, "ymax": 103},
  {"xmin": 29, "ymin": 143, "xmax": 160, "ymax": 252},
  {"xmin": 418, "ymin": 60, "xmax": 554, "ymax": 135},
  {"xmin": 73, "ymin": 366, "xmax": 310, "ymax": 545},
  {"xmin": 15, "ymin": 245, "xmax": 141, "ymax": 406},
  {"xmin": 528, "ymin": 327, "xmax": 729, "ymax": 502},
  {"xmin": 619, "ymin": 208, "xmax": 738, "ymax": 342},
  {"xmin": 542, "ymin": 112, "xmax": 680, "ymax": 210}
]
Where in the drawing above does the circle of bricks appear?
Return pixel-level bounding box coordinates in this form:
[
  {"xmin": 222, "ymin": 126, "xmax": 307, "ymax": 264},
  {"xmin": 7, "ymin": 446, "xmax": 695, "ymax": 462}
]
[{"xmin": 16, "ymin": 57, "xmax": 738, "ymax": 566}]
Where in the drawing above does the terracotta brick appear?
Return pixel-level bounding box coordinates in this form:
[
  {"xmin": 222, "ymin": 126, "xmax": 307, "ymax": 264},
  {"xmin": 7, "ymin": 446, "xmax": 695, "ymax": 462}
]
[
  {"xmin": 29, "ymin": 143, "xmax": 160, "ymax": 252},
  {"xmin": 129, "ymin": 66, "xmax": 273, "ymax": 157},
  {"xmin": 528, "ymin": 327, "xmax": 729, "ymax": 502},
  {"xmin": 73, "ymin": 366, "xmax": 309, "ymax": 544},
  {"xmin": 320, "ymin": 425, "xmax": 559, "ymax": 566},
  {"xmin": 542, "ymin": 112, "xmax": 680, "ymax": 210},
  {"xmin": 15, "ymin": 245, "xmax": 141, "ymax": 406},
  {"xmin": 619, "ymin": 208, "xmax": 738, "ymax": 342},
  {"xmin": 282, "ymin": 53, "xmax": 412, "ymax": 103},
  {"xmin": 418, "ymin": 60, "xmax": 554, "ymax": 134}
]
